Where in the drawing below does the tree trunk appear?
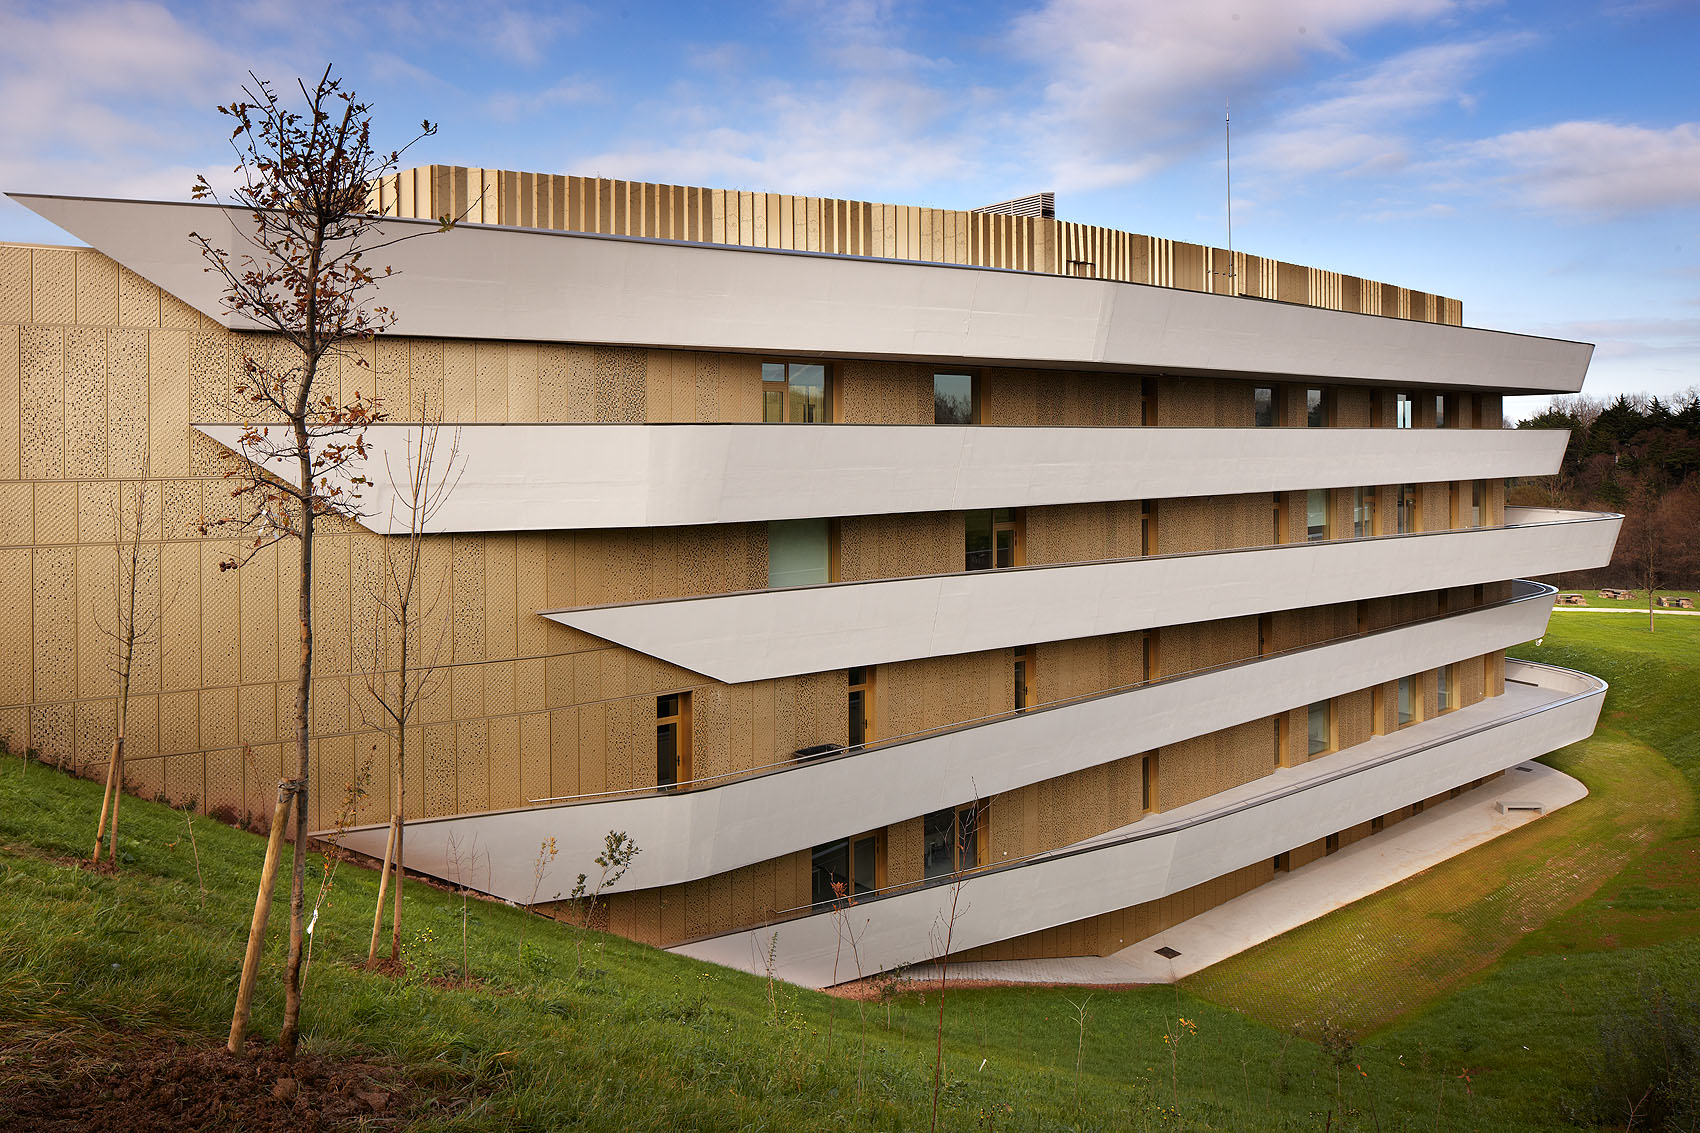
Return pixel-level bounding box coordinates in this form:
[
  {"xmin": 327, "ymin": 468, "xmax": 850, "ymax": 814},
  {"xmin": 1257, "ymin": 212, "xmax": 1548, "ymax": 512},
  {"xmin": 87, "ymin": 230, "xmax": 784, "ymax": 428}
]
[
  {"xmin": 278, "ymin": 489, "xmax": 315, "ymax": 1058},
  {"xmin": 229, "ymin": 776, "xmax": 292, "ymax": 1054},
  {"xmin": 366, "ymin": 815, "xmax": 398, "ymax": 966},
  {"xmin": 91, "ymin": 737, "xmax": 121, "ymax": 864},
  {"xmin": 391, "ymin": 794, "xmax": 405, "ymax": 962},
  {"xmin": 105, "ymin": 734, "xmax": 125, "ymax": 866}
]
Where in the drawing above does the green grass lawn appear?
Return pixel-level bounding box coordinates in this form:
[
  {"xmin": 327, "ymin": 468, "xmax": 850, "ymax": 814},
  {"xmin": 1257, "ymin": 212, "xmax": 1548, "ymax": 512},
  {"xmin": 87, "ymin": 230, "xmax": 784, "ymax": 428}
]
[{"xmin": 1, "ymin": 613, "xmax": 1696, "ymax": 1130}]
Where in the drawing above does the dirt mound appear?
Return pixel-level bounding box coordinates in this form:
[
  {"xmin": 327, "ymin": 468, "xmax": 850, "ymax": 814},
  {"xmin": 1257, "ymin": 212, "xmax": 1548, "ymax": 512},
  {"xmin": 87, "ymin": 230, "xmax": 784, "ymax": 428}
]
[{"xmin": 1, "ymin": 1037, "xmax": 414, "ymax": 1132}]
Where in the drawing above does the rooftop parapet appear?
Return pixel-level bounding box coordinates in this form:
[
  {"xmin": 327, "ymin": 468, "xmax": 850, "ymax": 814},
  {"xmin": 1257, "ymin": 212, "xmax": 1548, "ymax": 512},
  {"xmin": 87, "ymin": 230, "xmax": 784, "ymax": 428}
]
[{"xmin": 368, "ymin": 165, "xmax": 1461, "ymax": 326}]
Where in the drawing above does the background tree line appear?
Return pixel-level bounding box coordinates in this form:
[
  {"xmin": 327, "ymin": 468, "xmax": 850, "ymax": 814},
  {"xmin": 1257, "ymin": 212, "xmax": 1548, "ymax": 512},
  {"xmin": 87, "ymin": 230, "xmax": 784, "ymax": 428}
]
[{"xmin": 1514, "ymin": 388, "xmax": 1700, "ymax": 594}]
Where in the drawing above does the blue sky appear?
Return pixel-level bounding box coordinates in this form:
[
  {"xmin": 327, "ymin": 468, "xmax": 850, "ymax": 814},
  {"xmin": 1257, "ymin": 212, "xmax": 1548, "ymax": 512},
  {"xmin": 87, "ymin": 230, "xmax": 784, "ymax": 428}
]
[{"xmin": 2, "ymin": 0, "xmax": 1696, "ymax": 418}]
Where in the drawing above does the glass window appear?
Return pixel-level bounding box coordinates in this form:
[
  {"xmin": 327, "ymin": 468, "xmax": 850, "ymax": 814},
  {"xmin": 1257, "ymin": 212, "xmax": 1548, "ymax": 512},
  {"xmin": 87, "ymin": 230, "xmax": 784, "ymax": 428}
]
[
  {"xmin": 1253, "ymin": 386, "xmax": 1276, "ymax": 427},
  {"xmin": 1013, "ymin": 646, "xmax": 1032, "ymax": 712},
  {"xmin": 965, "ymin": 508, "xmax": 1022, "ymax": 570},
  {"xmin": 811, "ymin": 839, "xmax": 848, "ymax": 906},
  {"xmin": 1435, "ymin": 394, "xmax": 1448, "ymax": 428},
  {"xmin": 1396, "ymin": 484, "xmax": 1419, "ymax": 533},
  {"xmin": 853, "ymin": 834, "xmax": 877, "ymax": 895},
  {"xmin": 1308, "ymin": 700, "xmax": 1332, "ymax": 757},
  {"xmin": 1395, "ymin": 393, "xmax": 1413, "ymax": 429},
  {"xmin": 848, "ymin": 666, "xmax": 874, "ymax": 748},
  {"xmin": 811, "ymin": 833, "xmax": 880, "ymax": 906},
  {"xmin": 1140, "ymin": 754, "xmax": 1156, "ymax": 812},
  {"xmin": 768, "ymin": 519, "xmax": 831, "ymax": 587},
  {"xmin": 958, "ymin": 803, "xmax": 979, "ymax": 873},
  {"xmin": 1437, "ymin": 664, "xmax": 1454, "ymax": 712},
  {"xmin": 1307, "ymin": 489, "xmax": 1330, "ymax": 542},
  {"xmin": 1397, "ymin": 675, "xmax": 1416, "ymax": 727},
  {"xmin": 1353, "ymin": 487, "xmax": 1374, "ymax": 538},
  {"xmin": 657, "ymin": 693, "xmax": 690, "ymax": 787},
  {"xmin": 934, "ymin": 373, "xmax": 976, "ymax": 424},
  {"xmin": 1141, "ymin": 499, "xmax": 1157, "ymax": 556},
  {"xmin": 922, "ymin": 805, "xmax": 980, "ymax": 880},
  {"xmin": 761, "ymin": 361, "xmax": 830, "ymax": 423},
  {"xmin": 922, "ymin": 808, "xmax": 955, "ymax": 880},
  {"xmin": 1471, "ymin": 480, "xmax": 1485, "ymax": 527},
  {"xmin": 1306, "ymin": 388, "xmax": 1329, "ymax": 427}
]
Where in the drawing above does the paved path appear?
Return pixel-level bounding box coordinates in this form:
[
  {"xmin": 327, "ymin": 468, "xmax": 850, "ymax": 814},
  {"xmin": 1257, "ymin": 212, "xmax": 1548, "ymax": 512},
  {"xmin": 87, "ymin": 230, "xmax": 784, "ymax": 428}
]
[{"xmin": 900, "ymin": 762, "xmax": 1586, "ymax": 987}]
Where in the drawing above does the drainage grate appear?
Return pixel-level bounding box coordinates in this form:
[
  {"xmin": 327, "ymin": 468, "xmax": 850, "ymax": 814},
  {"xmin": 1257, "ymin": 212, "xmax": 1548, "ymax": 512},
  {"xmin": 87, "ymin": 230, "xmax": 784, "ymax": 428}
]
[
  {"xmin": 1517, "ymin": 765, "xmax": 1536, "ymax": 772},
  {"xmin": 1154, "ymin": 946, "xmax": 1182, "ymax": 959}
]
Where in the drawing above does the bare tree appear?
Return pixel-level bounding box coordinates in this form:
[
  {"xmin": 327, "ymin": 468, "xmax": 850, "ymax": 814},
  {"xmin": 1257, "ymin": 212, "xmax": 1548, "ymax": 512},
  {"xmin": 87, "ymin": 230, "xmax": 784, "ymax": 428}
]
[
  {"xmin": 1618, "ymin": 481, "xmax": 1700, "ymax": 632},
  {"xmin": 361, "ymin": 409, "xmax": 462, "ymax": 968},
  {"xmin": 90, "ymin": 469, "xmax": 163, "ymax": 868},
  {"xmin": 194, "ymin": 65, "xmax": 444, "ymax": 1058},
  {"xmin": 927, "ymin": 795, "xmax": 984, "ymax": 1133}
]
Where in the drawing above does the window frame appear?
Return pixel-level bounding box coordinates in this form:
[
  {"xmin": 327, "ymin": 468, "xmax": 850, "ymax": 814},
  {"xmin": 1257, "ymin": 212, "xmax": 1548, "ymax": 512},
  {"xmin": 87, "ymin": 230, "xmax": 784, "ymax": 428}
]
[
  {"xmin": 1306, "ymin": 488, "xmax": 1332, "ymax": 542},
  {"xmin": 760, "ymin": 360, "xmax": 833, "ymax": 423},
  {"xmin": 1305, "ymin": 387, "xmax": 1333, "ymax": 428},
  {"xmin": 656, "ymin": 691, "xmax": 693, "ymax": 788},
  {"xmin": 1012, "ymin": 645, "xmax": 1034, "ymax": 713},
  {"xmin": 964, "ymin": 508, "xmax": 1025, "ymax": 571},
  {"xmin": 848, "ymin": 665, "xmax": 876, "ymax": 748},
  {"xmin": 1307, "ymin": 699, "xmax": 1335, "ymax": 757},
  {"xmin": 932, "ymin": 372, "xmax": 979, "ymax": 425}
]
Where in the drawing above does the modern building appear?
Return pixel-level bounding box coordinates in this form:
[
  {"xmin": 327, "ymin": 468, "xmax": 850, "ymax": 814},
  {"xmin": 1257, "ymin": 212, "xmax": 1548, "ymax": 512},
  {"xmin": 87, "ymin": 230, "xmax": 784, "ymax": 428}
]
[{"xmin": 5, "ymin": 167, "xmax": 1618, "ymax": 987}]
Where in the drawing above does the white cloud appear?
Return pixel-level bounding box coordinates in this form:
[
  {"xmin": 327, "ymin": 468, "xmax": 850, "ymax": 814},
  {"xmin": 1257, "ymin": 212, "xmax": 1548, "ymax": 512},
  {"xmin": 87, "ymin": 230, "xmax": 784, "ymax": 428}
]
[
  {"xmin": 1006, "ymin": 0, "xmax": 1457, "ymax": 190},
  {"xmin": 575, "ymin": 77, "xmax": 975, "ymax": 199},
  {"xmin": 1245, "ymin": 37, "xmax": 1516, "ymax": 179},
  {"xmin": 1465, "ymin": 120, "xmax": 1700, "ymax": 215},
  {"xmin": 488, "ymin": 79, "xmax": 601, "ymax": 122}
]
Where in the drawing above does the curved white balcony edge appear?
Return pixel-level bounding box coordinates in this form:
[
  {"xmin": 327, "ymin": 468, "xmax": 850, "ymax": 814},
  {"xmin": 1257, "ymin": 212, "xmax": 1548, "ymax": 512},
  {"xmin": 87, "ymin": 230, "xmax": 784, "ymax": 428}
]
[
  {"xmin": 548, "ymin": 508, "xmax": 1619, "ymax": 683},
  {"xmin": 672, "ymin": 658, "xmax": 1606, "ymax": 987},
  {"xmin": 192, "ymin": 422, "xmax": 1567, "ymax": 534},
  {"xmin": 15, "ymin": 194, "xmax": 1591, "ymax": 393},
  {"xmin": 328, "ymin": 585, "xmax": 1557, "ymax": 897}
]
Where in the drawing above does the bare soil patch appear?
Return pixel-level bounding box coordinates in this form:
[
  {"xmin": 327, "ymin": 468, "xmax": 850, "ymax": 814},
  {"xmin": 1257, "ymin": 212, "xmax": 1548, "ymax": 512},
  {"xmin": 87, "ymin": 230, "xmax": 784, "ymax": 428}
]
[{"xmin": 0, "ymin": 1036, "xmax": 418, "ymax": 1132}]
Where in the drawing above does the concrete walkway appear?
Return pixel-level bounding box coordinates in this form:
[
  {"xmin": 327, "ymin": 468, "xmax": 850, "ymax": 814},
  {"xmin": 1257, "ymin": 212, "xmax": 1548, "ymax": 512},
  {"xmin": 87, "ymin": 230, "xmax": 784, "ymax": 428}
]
[{"xmin": 901, "ymin": 762, "xmax": 1586, "ymax": 986}]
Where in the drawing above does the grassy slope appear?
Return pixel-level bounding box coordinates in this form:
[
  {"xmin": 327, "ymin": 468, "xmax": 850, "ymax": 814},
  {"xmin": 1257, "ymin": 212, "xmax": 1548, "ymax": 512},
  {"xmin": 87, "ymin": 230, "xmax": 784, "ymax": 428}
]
[
  {"xmin": 1, "ymin": 614, "xmax": 1694, "ymax": 1130},
  {"xmin": 1380, "ymin": 615, "xmax": 1700, "ymax": 1112},
  {"xmin": 1188, "ymin": 615, "xmax": 1700, "ymax": 1122},
  {"xmin": 0, "ymin": 753, "xmax": 1480, "ymax": 1131}
]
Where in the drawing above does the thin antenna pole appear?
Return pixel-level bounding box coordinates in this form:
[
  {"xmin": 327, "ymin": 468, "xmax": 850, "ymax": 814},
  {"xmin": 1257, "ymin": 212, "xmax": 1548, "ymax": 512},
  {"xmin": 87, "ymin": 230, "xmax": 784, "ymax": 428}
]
[{"xmin": 1224, "ymin": 100, "xmax": 1235, "ymax": 295}]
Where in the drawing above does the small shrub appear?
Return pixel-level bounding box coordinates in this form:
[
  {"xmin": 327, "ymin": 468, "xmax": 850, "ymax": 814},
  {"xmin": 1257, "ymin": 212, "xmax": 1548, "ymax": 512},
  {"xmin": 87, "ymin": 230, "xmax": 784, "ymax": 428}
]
[{"xmin": 1575, "ymin": 983, "xmax": 1700, "ymax": 1131}]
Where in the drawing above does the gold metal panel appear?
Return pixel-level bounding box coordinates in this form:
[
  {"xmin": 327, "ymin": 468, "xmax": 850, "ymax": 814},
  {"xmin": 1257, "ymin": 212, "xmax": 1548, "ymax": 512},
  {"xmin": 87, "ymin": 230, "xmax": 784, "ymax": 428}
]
[{"xmin": 73, "ymin": 250, "xmax": 119, "ymax": 327}]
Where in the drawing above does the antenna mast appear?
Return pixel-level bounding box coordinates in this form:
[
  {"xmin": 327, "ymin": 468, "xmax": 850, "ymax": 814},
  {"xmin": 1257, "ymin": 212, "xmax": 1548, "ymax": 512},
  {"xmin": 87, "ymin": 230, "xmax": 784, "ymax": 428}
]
[{"xmin": 1224, "ymin": 99, "xmax": 1236, "ymax": 295}]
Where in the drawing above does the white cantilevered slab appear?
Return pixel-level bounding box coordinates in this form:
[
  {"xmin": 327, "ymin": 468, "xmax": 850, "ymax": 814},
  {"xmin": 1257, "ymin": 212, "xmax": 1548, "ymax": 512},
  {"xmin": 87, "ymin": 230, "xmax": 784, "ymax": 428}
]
[
  {"xmin": 672, "ymin": 659, "xmax": 1606, "ymax": 987},
  {"xmin": 13, "ymin": 194, "xmax": 1592, "ymax": 392},
  {"xmin": 324, "ymin": 586, "xmax": 1559, "ymax": 897},
  {"xmin": 545, "ymin": 508, "xmax": 1620, "ymax": 683},
  {"xmin": 192, "ymin": 421, "xmax": 1568, "ymax": 534}
]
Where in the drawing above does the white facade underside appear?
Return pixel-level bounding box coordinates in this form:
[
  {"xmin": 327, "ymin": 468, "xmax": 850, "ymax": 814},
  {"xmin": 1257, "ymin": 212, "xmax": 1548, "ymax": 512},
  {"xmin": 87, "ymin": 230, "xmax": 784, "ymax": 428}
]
[
  {"xmin": 15, "ymin": 194, "xmax": 1591, "ymax": 393},
  {"xmin": 671, "ymin": 659, "xmax": 1605, "ymax": 987},
  {"xmin": 194, "ymin": 422, "xmax": 1567, "ymax": 534},
  {"xmin": 548, "ymin": 508, "xmax": 1619, "ymax": 683},
  {"xmin": 329, "ymin": 585, "xmax": 1558, "ymax": 898}
]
